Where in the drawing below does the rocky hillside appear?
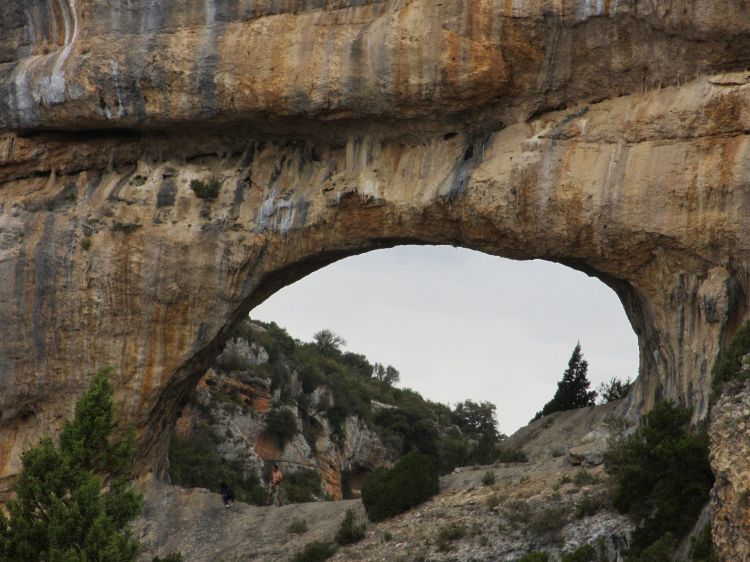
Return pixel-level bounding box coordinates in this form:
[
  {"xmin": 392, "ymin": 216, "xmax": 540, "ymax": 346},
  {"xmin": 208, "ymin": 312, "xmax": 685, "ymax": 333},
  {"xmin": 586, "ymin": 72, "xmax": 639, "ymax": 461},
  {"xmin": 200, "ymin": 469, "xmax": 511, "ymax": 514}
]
[
  {"xmin": 168, "ymin": 319, "xmax": 509, "ymax": 502},
  {"xmin": 137, "ymin": 401, "xmax": 634, "ymax": 562}
]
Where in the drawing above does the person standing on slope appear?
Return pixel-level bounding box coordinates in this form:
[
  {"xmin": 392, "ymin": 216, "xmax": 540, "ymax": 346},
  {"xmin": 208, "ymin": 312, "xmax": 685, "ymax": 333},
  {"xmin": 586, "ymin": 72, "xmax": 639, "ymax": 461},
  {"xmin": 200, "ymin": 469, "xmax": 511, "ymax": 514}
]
[{"xmin": 267, "ymin": 465, "xmax": 284, "ymax": 506}]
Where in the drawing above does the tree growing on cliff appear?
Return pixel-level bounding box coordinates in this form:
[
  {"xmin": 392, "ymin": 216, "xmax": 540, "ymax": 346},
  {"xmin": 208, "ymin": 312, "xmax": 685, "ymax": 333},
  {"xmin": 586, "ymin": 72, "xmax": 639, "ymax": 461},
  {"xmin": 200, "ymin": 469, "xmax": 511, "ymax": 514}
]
[
  {"xmin": 313, "ymin": 329, "xmax": 346, "ymax": 356},
  {"xmin": 0, "ymin": 369, "xmax": 142, "ymax": 562},
  {"xmin": 597, "ymin": 376, "xmax": 632, "ymax": 404},
  {"xmin": 604, "ymin": 401, "xmax": 713, "ymax": 557},
  {"xmin": 373, "ymin": 363, "xmax": 400, "ymax": 386},
  {"xmin": 534, "ymin": 343, "xmax": 597, "ymax": 420}
]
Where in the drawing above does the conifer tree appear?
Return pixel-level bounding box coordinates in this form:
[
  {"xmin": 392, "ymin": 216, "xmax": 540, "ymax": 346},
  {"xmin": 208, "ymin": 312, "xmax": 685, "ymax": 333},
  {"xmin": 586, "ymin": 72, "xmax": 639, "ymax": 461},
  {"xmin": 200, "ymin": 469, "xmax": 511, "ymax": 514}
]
[
  {"xmin": 534, "ymin": 343, "xmax": 597, "ymax": 419},
  {"xmin": 0, "ymin": 369, "xmax": 142, "ymax": 562}
]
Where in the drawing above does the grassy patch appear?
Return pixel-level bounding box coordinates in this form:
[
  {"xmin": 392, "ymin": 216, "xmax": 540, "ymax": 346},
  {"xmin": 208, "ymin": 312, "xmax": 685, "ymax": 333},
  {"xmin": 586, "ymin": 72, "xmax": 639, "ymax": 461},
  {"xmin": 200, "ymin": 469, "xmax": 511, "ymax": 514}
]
[
  {"xmin": 496, "ymin": 446, "xmax": 528, "ymax": 463},
  {"xmin": 290, "ymin": 540, "xmax": 337, "ymax": 562},
  {"xmin": 335, "ymin": 509, "xmax": 366, "ymax": 545},
  {"xmin": 287, "ymin": 518, "xmax": 308, "ymax": 534},
  {"xmin": 435, "ymin": 522, "xmax": 466, "ymax": 552},
  {"xmin": 574, "ymin": 492, "xmax": 606, "ymax": 519},
  {"xmin": 573, "ymin": 469, "xmax": 598, "ymax": 487}
]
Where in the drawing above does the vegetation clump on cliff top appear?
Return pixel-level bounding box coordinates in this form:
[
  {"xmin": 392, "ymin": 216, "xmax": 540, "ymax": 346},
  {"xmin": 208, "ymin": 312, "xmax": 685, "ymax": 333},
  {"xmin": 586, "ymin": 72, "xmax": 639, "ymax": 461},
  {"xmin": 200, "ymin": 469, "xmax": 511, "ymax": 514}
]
[{"xmin": 242, "ymin": 319, "xmax": 511, "ymax": 472}]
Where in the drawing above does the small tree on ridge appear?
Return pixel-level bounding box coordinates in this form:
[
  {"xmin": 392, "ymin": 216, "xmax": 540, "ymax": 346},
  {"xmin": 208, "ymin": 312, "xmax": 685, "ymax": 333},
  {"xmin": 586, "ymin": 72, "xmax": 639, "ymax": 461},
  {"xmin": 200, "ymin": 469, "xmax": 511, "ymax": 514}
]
[{"xmin": 534, "ymin": 343, "xmax": 597, "ymax": 420}]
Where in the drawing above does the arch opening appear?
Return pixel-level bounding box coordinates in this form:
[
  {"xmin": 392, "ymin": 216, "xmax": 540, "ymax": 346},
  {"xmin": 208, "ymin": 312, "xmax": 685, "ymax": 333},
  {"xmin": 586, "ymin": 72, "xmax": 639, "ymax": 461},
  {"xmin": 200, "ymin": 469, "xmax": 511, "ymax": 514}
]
[
  {"xmin": 138, "ymin": 222, "xmax": 678, "ymax": 479},
  {"xmin": 249, "ymin": 245, "xmax": 640, "ymax": 434}
]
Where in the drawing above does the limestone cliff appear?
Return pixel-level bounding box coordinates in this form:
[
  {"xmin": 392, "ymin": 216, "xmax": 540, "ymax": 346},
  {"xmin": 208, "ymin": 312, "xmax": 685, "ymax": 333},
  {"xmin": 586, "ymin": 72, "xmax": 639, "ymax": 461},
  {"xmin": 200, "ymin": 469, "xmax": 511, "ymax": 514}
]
[
  {"xmin": 137, "ymin": 401, "xmax": 632, "ymax": 562},
  {"xmin": 170, "ymin": 321, "xmax": 395, "ymax": 501},
  {"xmin": 3, "ymin": 2, "xmax": 750, "ymax": 559}
]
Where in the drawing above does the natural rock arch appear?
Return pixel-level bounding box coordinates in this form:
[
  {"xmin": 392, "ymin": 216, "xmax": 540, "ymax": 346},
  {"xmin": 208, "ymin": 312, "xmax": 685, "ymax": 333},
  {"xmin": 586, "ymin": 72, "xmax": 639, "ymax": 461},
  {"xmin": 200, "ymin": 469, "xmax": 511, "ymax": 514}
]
[
  {"xmin": 2, "ymin": 89, "xmax": 747, "ymax": 483},
  {"xmin": 3, "ymin": 1, "xmax": 750, "ymax": 557}
]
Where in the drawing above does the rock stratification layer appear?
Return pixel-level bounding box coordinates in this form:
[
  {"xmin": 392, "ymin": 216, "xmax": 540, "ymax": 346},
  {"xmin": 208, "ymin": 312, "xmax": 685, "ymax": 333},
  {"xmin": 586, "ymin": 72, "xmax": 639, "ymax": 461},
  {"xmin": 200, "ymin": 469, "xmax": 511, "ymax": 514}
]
[{"xmin": 2, "ymin": 2, "xmax": 750, "ymax": 559}]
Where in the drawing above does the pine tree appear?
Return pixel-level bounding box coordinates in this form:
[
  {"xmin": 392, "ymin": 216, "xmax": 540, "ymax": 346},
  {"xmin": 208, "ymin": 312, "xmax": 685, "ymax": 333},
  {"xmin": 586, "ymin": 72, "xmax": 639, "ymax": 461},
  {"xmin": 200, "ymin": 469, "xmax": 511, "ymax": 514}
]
[
  {"xmin": 0, "ymin": 369, "xmax": 142, "ymax": 562},
  {"xmin": 534, "ymin": 343, "xmax": 597, "ymax": 419}
]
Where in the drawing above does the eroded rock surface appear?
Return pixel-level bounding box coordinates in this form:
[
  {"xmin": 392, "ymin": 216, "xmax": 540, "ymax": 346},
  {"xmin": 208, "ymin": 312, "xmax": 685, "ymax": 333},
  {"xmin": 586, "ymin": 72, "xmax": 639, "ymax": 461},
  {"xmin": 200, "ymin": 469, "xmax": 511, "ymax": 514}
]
[
  {"xmin": 136, "ymin": 403, "xmax": 632, "ymax": 562},
  {"xmin": 2, "ymin": 3, "xmax": 750, "ymax": 558},
  {"xmin": 709, "ymin": 377, "xmax": 750, "ymax": 560}
]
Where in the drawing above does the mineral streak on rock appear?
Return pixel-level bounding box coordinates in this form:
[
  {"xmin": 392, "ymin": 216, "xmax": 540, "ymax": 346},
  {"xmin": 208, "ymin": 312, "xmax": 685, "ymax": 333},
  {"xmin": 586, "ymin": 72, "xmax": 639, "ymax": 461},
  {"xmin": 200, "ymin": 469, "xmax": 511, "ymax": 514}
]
[{"xmin": 2, "ymin": 2, "xmax": 750, "ymax": 559}]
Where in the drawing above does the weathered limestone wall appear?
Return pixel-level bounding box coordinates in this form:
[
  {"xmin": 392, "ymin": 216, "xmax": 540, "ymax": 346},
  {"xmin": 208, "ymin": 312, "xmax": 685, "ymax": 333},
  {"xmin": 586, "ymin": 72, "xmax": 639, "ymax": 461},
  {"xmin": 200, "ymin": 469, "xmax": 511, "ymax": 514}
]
[{"xmin": 2, "ymin": 2, "xmax": 750, "ymax": 558}]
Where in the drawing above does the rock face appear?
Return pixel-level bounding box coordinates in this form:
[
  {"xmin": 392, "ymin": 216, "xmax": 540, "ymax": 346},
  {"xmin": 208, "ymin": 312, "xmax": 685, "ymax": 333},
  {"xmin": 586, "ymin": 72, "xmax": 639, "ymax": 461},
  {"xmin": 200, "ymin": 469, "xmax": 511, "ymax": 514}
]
[
  {"xmin": 709, "ymin": 376, "xmax": 750, "ymax": 559},
  {"xmin": 2, "ymin": 2, "xmax": 750, "ymax": 557},
  {"xmin": 173, "ymin": 330, "xmax": 395, "ymax": 501},
  {"xmin": 136, "ymin": 402, "xmax": 633, "ymax": 562}
]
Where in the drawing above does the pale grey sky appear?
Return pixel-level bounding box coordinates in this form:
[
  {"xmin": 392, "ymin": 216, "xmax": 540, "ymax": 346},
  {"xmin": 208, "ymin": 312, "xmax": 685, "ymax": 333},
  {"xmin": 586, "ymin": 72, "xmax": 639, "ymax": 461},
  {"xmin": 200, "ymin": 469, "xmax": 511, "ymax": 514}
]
[{"xmin": 251, "ymin": 245, "xmax": 639, "ymax": 435}]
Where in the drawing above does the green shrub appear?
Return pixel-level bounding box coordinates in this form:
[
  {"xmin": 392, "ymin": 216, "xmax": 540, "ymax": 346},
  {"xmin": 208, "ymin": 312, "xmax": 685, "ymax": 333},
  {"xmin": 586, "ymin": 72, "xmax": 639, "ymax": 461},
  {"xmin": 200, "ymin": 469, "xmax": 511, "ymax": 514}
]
[
  {"xmin": 558, "ymin": 474, "xmax": 573, "ymax": 485},
  {"xmin": 335, "ymin": 509, "xmax": 365, "ymax": 545},
  {"xmin": 573, "ymin": 469, "xmax": 597, "ymax": 486},
  {"xmin": 517, "ymin": 553, "xmax": 550, "ymax": 562},
  {"xmin": 169, "ymin": 424, "xmax": 266, "ymax": 505},
  {"xmin": 485, "ymin": 493, "xmax": 503, "ymax": 510},
  {"xmin": 435, "ymin": 522, "xmax": 466, "ymax": 552},
  {"xmin": 283, "ymin": 468, "xmax": 322, "ymax": 503},
  {"xmin": 528, "ymin": 504, "xmax": 569, "ymax": 535},
  {"xmin": 482, "ymin": 470, "xmax": 496, "ymax": 485},
  {"xmin": 689, "ymin": 524, "xmax": 716, "ymax": 562},
  {"xmin": 361, "ymin": 452, "xmax": 439, "ymax": 521},
  {"xmin": 597, "ymin": 377, "xmax": 632, "ymax": 403},
  {"xmin": 290, "ymin": 540, "xmax": 337, "ymax": 562},
  {"xmin": 562, "ymin": 544, "xmax": 597, "ymax": 562},
  {"xmin": 0, "ymin": 370, "xmax": 142, "ymax": 561},
  {"xmin": 265, "ymin": 407, "xmax": 299, "ymax": 448},
  {"xmin": 574, "ymin": 492, "xmax": 605, "ymax": 519},
  {"xmin": 605, "ymin": 401, "xmax": 713, "ymax": 557},
  {"xmin": 504, "ymin": 499, "xmax": 568, "ymax": 535},
  {"xmin": 625, "ymin": 533, "xmax": 677, "ymax": 562},
  {"xmin": 287, "ymin": 519, "xmax": 308, "ymax": 534},
  {"xmin": 190, "ymin": 178, "xmax": 222, "ymax": 200},
  {"xmin": 497, "ymin": 446, "xmax": 528, "ymax": 463},
  {"xmin": 505, "ymin": 499, "xmax": 532, "ymax": 529},
  {"xmin": 437, "ymin": 523, "xmax": 467, "ymax": 550},
  {"xmin": 712, "ymin": 320, "xmax": 750, "ymax": 391}
]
